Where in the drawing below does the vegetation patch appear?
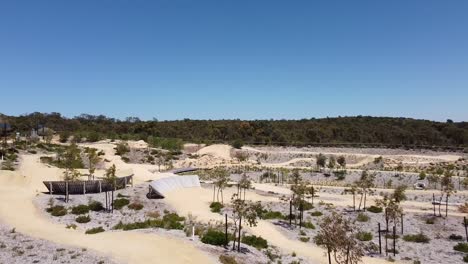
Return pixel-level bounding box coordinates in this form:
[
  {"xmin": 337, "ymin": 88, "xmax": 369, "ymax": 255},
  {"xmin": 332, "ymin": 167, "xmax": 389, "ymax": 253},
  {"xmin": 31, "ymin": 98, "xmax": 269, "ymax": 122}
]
[
  {"xmin": 453, "ymin": 243, "xmax": 468, "ymax": 253},
  {"xmin": 76, "ymin": 215, "xmax": 91, "ymax": 224},
  {"xmin": 241, "ymin": 235, "xmax": 268, "ymax": 249},
  {"xmin": 367, "ymin": 206, "xmax": 383, "ymax": 213},
  {"xmin": 310, "ymin": 211, "xmax": 323, "ymax": 217},
  {"xmin": 262, "ymin": 210, "xmax": 285, "ymax": 220},
  {"xmin": 88, "ymin": 201, "xmax": 104, "ymax": 212},
  {"xmin": 449, "ymin": 234, "xmax": 463, "ymax": 241},
  {"xmin": 71, "ymin": 205, "xmax": 90, "ymax": 215},
  {"xmin": 302, "ymin": 222, "xmax": 316, "ymax": 229},
  {"xmin": 356, "ymin": 213, "xmax": 370, "ymax": 222},
  {"xmin": 209, "ymin": 202, "xmax": 224, "ymax": 213},
  {"xmin": 113, "ymin": 198, "xmax": 130, "ymax": 210},
  {"xmin": 113, "ymin": 212, "xmax": 185, "ymax": 231},
  {"xmin": 201, "ymin": 229, "xmax": 227, "ymax": 246},
  {"xmin": 356, "ymin": 232, "xmax": 373, "ymax": 241},
  {"xmin": 299, "ymin": 236, "xmax": 310, "ymax": 242},
  {"xmin": 403, "ymin": 233, "xmax": 430, "ymax": 243},
  {"xmin": 47, "ymin": 205, "xmax": 67, "ymax": 217},
  {"xmin": 85, "ymin": 227, "xmax": 105, "ymax": 234}
]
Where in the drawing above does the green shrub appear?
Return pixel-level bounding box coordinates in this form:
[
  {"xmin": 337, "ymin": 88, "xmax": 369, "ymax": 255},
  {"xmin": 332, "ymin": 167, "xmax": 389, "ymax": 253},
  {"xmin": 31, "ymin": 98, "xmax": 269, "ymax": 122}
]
[
  {"xmin": 367, "ymin": 206, "xmax": 383, "ymax": 213},
  {"xmin": 301, "ymin": 201, "xmax": 314, "ymax": 211},
  {"xmin": 113, "ymin": 213, "xmax": 185, "ymax": 231},
  {"xmin": 403, "ymin": 233, "xmax": 430, "ymax": 243},
  {"xmin": 310, "ymin": 211, "xmax": 323, "ymax": 217},
  {"xmin": 453, "ymin": 243, "xmax": 468, "ymax": 253},
  {"xmin": 201, "ymin": 230, "xmax": 227, "ymax": 246},
  {"xmin": 85, "ymin": 227, "xmax": 105, "ymax": 234},
  {"xmin": 262, "ymin": 211, "xmax": 285, "ymax": 220},
  {"xmin": 47, "ymin": 205, "xmax": 67, "ymax": 217},
  {"xmin": 357, "ymin": 213, "xmax": 370, "ymax": 222},
  {"xmin": 299, "ymin": 236, "xmax": 310, "ymax": 242},
  {"xmin": 231, "ymin": 139, "xmax": 244, "ymax": 149},
  {"xmin": 425, "ymin": 218, "xmax": 435, "ymax": 224},
  {"xmin": 117, "ymin": 193, "xmax": 130, "ymax": 198},
  {"xmin": 71, "ymin": 205, "xmax": 90, "ymax": 215},
  {"xmin": 356, "ymin": 232, "xmax": 373, "ymax": 241},
  {"xmin": 302, "ymin": 222, "xmax": 315, "ymax": 229},
  {"xmin": 88, "ymin": 201, "xmax": 104, "ymax": 212},
  {"xmin": 113, "ymin": 198, "xmax": 130, "ymax": 209},
  {"xmin": 241, "ymin": 235, "xmax": 268, "ymax": 249},
  {"xmin": 219, "ymin": 255, "xmax": 237, "ymax": 264},
  {"xmin": 449, "ymin": 234, "xmax": 463, "ymax": 241},
  {"xmin": 210, "ymin": 202, "xmax": 224, "ymax": 213},
  {"xmin": 463, "ymin": 255, "xmax": 468, "ymax": 263},
  {"xmin": 128, "ymin": 202, "xmax": 144, "ymax": 210},
  {"xmin": 76, "ymin": 215, "xmax": 91, "ymax": 223}
]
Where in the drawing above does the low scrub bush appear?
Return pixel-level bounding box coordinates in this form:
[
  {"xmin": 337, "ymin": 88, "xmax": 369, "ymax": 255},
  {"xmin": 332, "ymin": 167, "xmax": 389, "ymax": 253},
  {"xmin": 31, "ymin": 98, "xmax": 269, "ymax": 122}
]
[
  {"xmin": 367, "ymin": 206, "xmax": 383, "ymax": 213},
  {"xmin": 71, "ymin": 205, "xmax": 90, "ymax": 215},
  {"xmin": 88, "ymin": 201, "xmax": 104, "ymax": 212},
  {"xmin": 113, "ymin": 198, "xmax": 130, "ymax": 210},
  {"xmin": 453, "ymin": 243, "xmax": 468, "ymax": 253},
  {"xmin": 310, "ymin": 211, "xmax": 323, "ymax": 217},
  {"xmin": 356, "ymin": 232, "xmax": 373, "ymax": 241},
  {"xmin": 403, "ymin": 233, "xmax": 430, "ymax": 243},
  {"xmin": 76, "ymin": 215, "xmax": 91, "ymax": 223},
  {"xmin": 47, "ymin": 205, "xmax": 67, "ymax": 217},
  {"xmin": 219, "ymin": 255, "xmax": 237, "ymax": 264},
  {"xmin": 209, "ymin": 202, "xmax": 223, "ymax": 213},
  {"xmin": 356, "ymin": 213, "xmax": 370, "ymax": 222},
  {"xmin": 85, "ymin": 227, "xmax": 105, "ymax": 234},
  {"xmin": 128, "ymin": 202, "xmax": 144, "ymax": 210},
  {"xmin": 425, "ymin": 218, "xmax": 435, "ymax": 224},
  {"xmin": 449, "ymin": 234, "xmax": 463, "ymax": 241},
  {"xmin": 262, "ymin": 211, "xmax": 285, "ymax": 220},
  {"xmin": 463, "ymin": 255, "xmax": 468, "ymax": 263},
  {"xmin": 299, "ymin": 236, "xmax": 310, "ymax": 242},
  {"xmin": 113, "ymin": 213, "xmax": 185, "ymax": 231},
  {"xmin": 302, "ymin": 222, "xmax": 315, "ymax": 229},
  {"xmin": 201, "ymin": 229, "xmax": 227, "ymax": 246},
  {"xmin": 242, "ymin": 235, "xmax": 268, "ymax": 249}
]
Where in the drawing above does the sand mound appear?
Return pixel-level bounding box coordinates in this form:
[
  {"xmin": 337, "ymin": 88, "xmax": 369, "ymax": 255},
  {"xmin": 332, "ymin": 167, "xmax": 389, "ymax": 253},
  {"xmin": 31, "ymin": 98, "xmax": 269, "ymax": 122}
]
[{"xmin": 198, "ymin": 144, "xmax": 232, "ymax": 160}]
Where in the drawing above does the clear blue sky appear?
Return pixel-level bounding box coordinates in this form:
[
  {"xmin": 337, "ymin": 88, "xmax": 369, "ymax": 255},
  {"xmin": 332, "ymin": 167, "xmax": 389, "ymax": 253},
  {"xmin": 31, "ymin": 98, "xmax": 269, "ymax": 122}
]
[{"xmin": 1, "ymin": 0, "xmax": 467, "ymax": 121}]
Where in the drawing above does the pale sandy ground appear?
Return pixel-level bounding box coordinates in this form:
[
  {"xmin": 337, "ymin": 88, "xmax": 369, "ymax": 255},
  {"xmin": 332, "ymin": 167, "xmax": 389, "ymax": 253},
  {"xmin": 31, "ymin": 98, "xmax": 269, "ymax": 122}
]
[{"xmin": 0, "ymin": 155, "xmax": 215, "ymax": 264}]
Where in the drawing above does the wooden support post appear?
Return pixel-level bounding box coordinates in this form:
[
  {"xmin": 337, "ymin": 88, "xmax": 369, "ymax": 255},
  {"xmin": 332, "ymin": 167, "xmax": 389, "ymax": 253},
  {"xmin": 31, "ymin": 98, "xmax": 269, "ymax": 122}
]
[
  {"xmin": 99, "ymin": 181, "xmax": 102, "ymax": 193},
  {"xmin": 289, "ymin": 200, "xmax": 292, "ymax": 226},
  {"xmin": 433, "ymin": 193, "xmax": 436, "ymax": 216},
  {"xmin": 49, "ymin": 182, "xmax": 53, "ymax": 195},
  {"xmin": 393, "ymin": 226, "xmax": 396, "ymax": 256},
  {"xmin": 378, "ymin": 223, "xmax": 382, "ymax": 254},
  {"xmin": 385, "ymin": 226, "xmax": 388, "ymax": 256},
  {"xmin": 83, "ymin": 182, "xmax": 86, "ymax": 195},
  {"xmin": 238, "ymin": 215, "xmax": 242, "ymax": 252},
  {"xmin": 401, "ymin": 213, "xmax": 404, "ymax": 234},
  {"xmin": 225, "ymin": 214, "xmax": 228, "ymax": 247},
  {"xmin": 65, "ymin": 182, "xmax": 69, "ymax": 203},
  {"xmin": 464, "ymin": 217, "xmax": 468, "ymax": 243}
]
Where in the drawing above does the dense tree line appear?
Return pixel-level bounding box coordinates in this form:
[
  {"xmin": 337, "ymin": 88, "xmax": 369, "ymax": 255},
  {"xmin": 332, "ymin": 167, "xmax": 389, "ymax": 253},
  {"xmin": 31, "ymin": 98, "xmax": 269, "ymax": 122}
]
[{"xmin": 1, "ymin": 112, "xmax": 467, "ymax": 149}]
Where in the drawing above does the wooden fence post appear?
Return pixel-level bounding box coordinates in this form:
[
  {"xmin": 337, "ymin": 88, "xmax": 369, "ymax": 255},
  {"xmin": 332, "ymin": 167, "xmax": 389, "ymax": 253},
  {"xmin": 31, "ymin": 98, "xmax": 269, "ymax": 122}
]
[
  {"xmin": 225, "ymin": 214, "xmax": 228, "ymax": 247},
  {"xmin": 378, "ymin": 223, "xmax": 382, "ymax": 254},
  {"xmin": 432, "ymin": 193, "xmax": 436, "ymax": 216},
  {"xmin": 393, "ymin": 226, "xmax": 396, "ymax": 256},
  {"xmin": 464, "ymin": 217, "xmax": 468, "ymax": 243}
]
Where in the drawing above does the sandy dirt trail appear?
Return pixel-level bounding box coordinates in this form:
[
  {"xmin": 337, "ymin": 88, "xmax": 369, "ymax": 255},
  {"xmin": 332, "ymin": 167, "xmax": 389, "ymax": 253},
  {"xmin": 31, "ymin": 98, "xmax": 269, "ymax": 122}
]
[{"xmin": 0, "ymin": 155, "xmax": 214, "ymax": 264}]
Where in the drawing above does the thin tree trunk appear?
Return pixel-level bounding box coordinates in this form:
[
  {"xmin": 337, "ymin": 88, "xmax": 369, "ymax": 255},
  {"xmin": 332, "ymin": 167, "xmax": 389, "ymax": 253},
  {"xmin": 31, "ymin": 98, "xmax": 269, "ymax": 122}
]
[
  {"xmin": 237, "ymin": 215, "xmax": 242, "ymax": 252},
  {"xmin": 363, "ymin": 191, "xmax": 367, "ymax": 211}
]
